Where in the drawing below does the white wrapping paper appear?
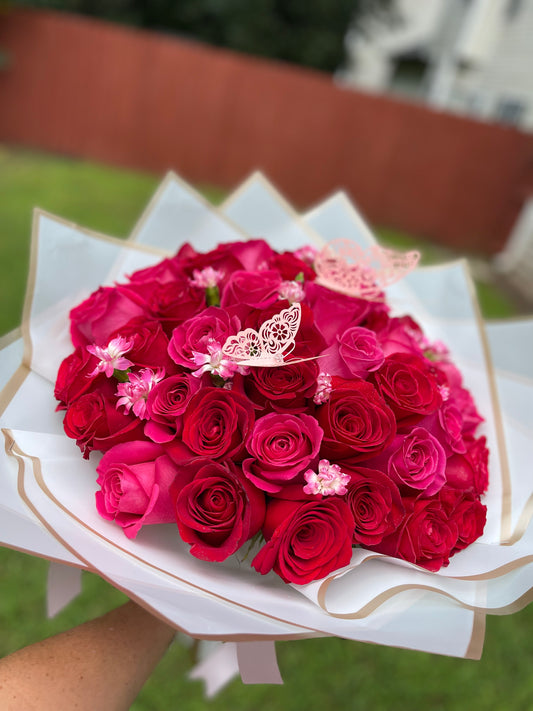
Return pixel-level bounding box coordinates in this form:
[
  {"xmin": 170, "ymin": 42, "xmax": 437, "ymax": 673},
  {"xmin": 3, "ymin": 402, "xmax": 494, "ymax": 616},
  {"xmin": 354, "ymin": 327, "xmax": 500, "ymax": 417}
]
[{"xmin": 1, "ymin": 172, "xmax": 532, "ymax": 667}]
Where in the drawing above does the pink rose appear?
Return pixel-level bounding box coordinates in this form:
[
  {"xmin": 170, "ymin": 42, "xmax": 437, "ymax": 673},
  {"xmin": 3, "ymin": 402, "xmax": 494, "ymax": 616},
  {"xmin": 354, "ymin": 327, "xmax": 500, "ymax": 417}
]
[
  {"xmin": 418, "ymin": 402, "xmax": 467, "ymax": 456},
  {"xmin": 179, "ymin": 240, "xmax": 275, "ymax": 281},
  {"xmin": 320, "ymin": 326, "xmax": 384, "ymax": 379},
  {"xmin": 450, "ymin": 385, "xmax": 484, "ymax": 436},
  {"xmin": 221, "ymin": 270, "xmax": 282, "ymax": 310},
  {"xmin": 69, "ymin": 286, "xmax": 146, "ymax": 347},
  {"xmin": 243, "ymin": 413, "xmax": 323, "ymax": 493},
  {"xmin": 144, "ymin": 372, "xmax": 202, "ymax": 443},
  {"xmin": 168, "ymin": 307, "xmax": 240, "ymax": 368},
  {"xmin": 344, "ymin": 466, "xmax": 404, "ymax": 546},
  {"xmin": 436, "ymin": 361, "xmax": 484, "ymax": 435},
  {"xmin": 387, "ymin": 427, "xmax": 446, "ymax": 496},
  {"xmin": 252, "ymin": 497, "xmax": 355, "ymax": 584},
  {"xmin": 304, "ymin": 282, "xmax": 371, "ymax": 346},
  {"xmin": 221, "ymin": 239, "xmax": 276, "ymax": 272},
  {"xmin": 375, "ymin": 315, "xmax": 425, "ymax": 357},
  {"xmin": 338, "ymin": 326, "xmax": 385, "ymax": 377},
  {"xmin": 95, "ymin": 441, "xmax": 178, "ymax": 539},
  {"xmin": 172, "ymin": 458, "xmax": 266, "ymax": 562},
  {"xmin": 181, "ymin": 387, "xmax": 255, "ymax": 460}
]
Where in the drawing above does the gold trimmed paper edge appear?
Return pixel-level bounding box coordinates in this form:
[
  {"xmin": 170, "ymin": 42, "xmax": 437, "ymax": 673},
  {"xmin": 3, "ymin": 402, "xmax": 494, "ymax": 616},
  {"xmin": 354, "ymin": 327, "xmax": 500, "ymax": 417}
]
[
  {"xmin": 220, "ymin": 171, "xmax": 325, "ymax": 248},
  {"xmin": 128, "ymin": 170, "xmax": 251, "ymax": 244},
  {"xmin": 0, "ymin": 327, "xmax": 22, "ymax": 349},
  {"xmin": 5, "ymin": 427, "xmax": 529, "ymax": 633},
  {"xmin": 460, "ymin": 260, "xmax": 513, "ymax": 543},
  {"xmin": 4, "ymin": 429, "xmax": 326, "ymax": 643},
  {"xmin": 465, "ymin": 611, "xmax": 487, "ymax": 660}
]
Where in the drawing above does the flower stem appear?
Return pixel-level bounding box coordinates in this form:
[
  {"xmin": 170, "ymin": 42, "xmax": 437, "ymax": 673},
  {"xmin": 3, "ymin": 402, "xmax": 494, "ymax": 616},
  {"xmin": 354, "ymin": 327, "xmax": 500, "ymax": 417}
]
[
  {"xmin": 206, "ymin": 286, "xmax": 220, "ymax": 307},
  {"xmin": 113, "ymin": 369, "xmax": 131, "ymax": 383}
]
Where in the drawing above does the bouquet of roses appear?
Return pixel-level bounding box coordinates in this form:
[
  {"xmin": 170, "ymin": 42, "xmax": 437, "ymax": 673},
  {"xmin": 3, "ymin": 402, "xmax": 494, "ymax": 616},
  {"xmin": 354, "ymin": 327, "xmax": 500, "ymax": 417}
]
[
  {"xmin": 2, "ymin": 171, "xmax": 532, "ymax": 683},
  {"xmin": 54, "ymin": 235, "xmax": 488, "ymax": 585}
]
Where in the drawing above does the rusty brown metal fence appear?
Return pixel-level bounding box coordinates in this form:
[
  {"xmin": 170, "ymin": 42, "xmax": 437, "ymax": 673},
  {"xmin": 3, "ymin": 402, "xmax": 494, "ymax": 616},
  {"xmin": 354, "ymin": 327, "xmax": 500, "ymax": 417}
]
[{"xmin": 2, "ymin": 8, "xmax": 533, "ymax": 253}]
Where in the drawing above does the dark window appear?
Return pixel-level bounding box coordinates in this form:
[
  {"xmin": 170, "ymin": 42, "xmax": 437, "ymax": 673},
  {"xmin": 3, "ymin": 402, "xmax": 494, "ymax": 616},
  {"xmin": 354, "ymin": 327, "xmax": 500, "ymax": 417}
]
[
  {"xmin": 389, "ymin": 54, "xmax": 428, "ymax": 98},
  {"xmin": 495, "ymin": 98, "xmax": 526, "ymax": 126}
]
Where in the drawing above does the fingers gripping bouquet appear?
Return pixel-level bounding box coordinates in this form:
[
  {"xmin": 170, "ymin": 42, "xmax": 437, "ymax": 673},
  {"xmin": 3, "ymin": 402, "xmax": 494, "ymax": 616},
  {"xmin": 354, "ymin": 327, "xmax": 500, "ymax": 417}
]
[{"xmin": 54, "ymin": 235, "xmax": 488, "ymax": 586}]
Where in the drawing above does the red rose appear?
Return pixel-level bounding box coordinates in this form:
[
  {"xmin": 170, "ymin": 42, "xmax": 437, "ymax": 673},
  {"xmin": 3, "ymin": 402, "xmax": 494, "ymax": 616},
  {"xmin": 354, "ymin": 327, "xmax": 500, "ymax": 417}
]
[
  {"xmin": 178, "ymin": 240, "xmax": 275, "ymax": 283},
  {"xmin": 243, "ymin": 412, "xmax": 323, "ymax": 493},
  {"xmin": 95, "ymin": 441, "xmax": 178, "ymax": 539},
  {"xmin": 373, "ymin": 353, "xmax": 442, "ymax": 424},
  {"xmin": 267, "ymin": 252, "xmax": 316, "ymax": 282},
  {"xmin": 440, "ymin": 486, "xmax": 487, "ymax": 554},
  {"xmin": 374, "ymin": 494, "xmax": 459, "ymax": 571},
  {"xmin": 144, "ymin": 372, "xmax": 202, "ymax": 443},
  {"xmin": 245, "ymin": 360, "xmax": 319, "ymax": 413},
  {"xmin": 127, "ymin": 256, "xmax": 183, "ymax": 285},
  {"xmin": 344, "ymin": 466, "xmax": 404, "ymax": 546},
  {"xmin": 117, "ymin": 277, "xmax": 205, "ymax": 335},
  {"xmin": 316, "ymin": 379, "xmax": 396, "ymax": 461},
  {"xmin": 69, "ymin": 286, "xmax": 146, "ymax": 347},
  {"xmin": 181, "ymin": 387, "xmax": 255, "ymax": 460},
  {"xmin": 109, "ymin": 317, "xmax": 175, "ymax": 373},
  {"xmin": 172, "ymin": 459, "xmax": 266, "ymax": 562},
  {"xmin": 54, "ymin": 346, "xmax": 103, "ymax": 409},
  {"xmin": 63, "ymin": 382, "xmax": 144, "ymax": 458},
  {"xmin": 252, "ymin": 497, "xmax": 355, "ymax": 584},
  {"xmin": 445, "ymin": 435, "xmax": 489, "ymax": 496}
]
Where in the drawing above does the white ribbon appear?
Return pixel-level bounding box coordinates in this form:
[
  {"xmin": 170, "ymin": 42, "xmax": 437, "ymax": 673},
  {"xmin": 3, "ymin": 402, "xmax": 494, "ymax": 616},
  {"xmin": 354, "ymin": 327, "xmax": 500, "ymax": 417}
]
[
  {"xmin": 46, "ymin": 561, "xmax": 83, "ymax": 618},
  {"xmin": 188, "ymin": 640, "xmax": 283, "ymax": 696}
]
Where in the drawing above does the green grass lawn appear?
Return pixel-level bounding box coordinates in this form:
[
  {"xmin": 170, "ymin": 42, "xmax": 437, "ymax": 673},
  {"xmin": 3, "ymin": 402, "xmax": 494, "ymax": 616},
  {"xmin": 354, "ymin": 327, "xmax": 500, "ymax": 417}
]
[{"xmin": 1, "ymin": 145, "xmax": 531, "ymax": 710}]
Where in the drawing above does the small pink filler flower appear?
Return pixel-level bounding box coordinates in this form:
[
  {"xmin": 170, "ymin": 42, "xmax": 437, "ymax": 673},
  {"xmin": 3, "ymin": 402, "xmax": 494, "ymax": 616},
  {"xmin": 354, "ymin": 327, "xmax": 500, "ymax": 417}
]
[
  {"xmin": 116, "ymin": 368, "xmax": 165, "ymax": 419},
  {"xmin": 87, "ymin": 336, "xmax": 134, "ymax": 378},
  {"xmin": 279, "ymin": 280, "xmax": 305, "ymax": 303},
  {"xmin": 189, "ymin": 267, "xmax": 224, "ymax": 289},
  {"xmin": 191, "ymin": 340, "xmax": 242, "ymax": 380},
  {"xmin": 294, "ymin": 245, "xmax": 319, "ymax": 265},
  {"xmin": 304, "ymin": 459, "xmax": 350, "ymax": 496},
  {"xmin": 313, "ymin": 372, "xmax": 332, "ymax": 405}
]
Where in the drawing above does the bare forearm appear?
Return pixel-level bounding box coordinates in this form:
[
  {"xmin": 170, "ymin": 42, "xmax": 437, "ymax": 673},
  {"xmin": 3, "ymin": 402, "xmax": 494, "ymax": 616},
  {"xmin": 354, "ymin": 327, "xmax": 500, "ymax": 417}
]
[{"xmin": 0, "ymin": 601, "xmax": 175, "ymax": 711}]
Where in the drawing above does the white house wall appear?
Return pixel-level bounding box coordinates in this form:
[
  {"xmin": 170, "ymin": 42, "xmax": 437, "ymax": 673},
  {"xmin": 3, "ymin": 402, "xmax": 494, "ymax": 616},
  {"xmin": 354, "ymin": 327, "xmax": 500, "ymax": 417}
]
[
  {"xmin": 462, "ymin": 0, "xmax": 533, "ymax": 129},
  {"xmin": 342, "ymin": 0, "xmax": 533, "ymax": 131}
]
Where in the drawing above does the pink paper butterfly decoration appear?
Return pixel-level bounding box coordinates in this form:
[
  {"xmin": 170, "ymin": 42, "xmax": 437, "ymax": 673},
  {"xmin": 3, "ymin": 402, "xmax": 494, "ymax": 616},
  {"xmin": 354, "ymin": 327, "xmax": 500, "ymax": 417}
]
[
  {"xmin": 314, "ymin": 239, "xmax": 420, "ymax": 300},
  {"xmin": 222, "ymin": 303, "xmax": 302, "ymax": 367}
]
